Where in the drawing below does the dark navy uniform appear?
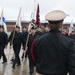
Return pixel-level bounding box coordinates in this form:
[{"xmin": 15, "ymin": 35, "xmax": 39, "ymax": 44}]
[
  {"xmin": 70, "ymin": 34, "xmax": 75, "ymax": 42},
  {"xmin": 27, "ymin": 26, "xmax": 39, "ymax": 75},
  {"xmin": 31, "ymin": 10, "xmax": 75, "ymax": 75},
  {"xmin": 28, "ymin": 33, "xmax": 37, "ymax": 75},
  {"xmin": 32, "ymin": 30, "xmax": 75, "ymax": 75},
  {"xmin": 21, "ymin": 31, "xmax": 28, "ymax": 59},
  {"xmin": 0, "ymin": 31, "xmax": 8, "ymax": 63},
  {"xmin": 8, "ymin": 31, "xmax": 23, "ymax": 69}
]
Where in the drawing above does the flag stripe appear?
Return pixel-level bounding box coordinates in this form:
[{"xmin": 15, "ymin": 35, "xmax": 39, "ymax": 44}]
[{"xmin": 2, "ymin": 17, "xmax": 6, "ymax": 24}]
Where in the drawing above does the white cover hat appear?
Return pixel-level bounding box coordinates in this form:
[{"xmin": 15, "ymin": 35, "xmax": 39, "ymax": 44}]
[{"xmin": 45, "ymin": 10, "xmax": 67, "ymax": 21}]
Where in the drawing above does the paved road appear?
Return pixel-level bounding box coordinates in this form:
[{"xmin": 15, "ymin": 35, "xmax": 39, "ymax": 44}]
[
  {"xmin": 0, "ymin": 62, "xmax": 30, "ymax": 75},
  {"xmin": 0, "ymin": 45, "xmax": 33, "ymax": 75}
]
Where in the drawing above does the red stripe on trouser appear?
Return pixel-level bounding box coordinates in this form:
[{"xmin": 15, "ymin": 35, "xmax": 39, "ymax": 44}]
[{"xmin": 31, "ymin": 39, "xmax": 36, "ymax": 61}]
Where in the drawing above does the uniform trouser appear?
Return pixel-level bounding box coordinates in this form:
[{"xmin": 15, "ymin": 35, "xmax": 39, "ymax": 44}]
[
  {"xmin": 0, "ymin": 45, "xmax": 7, "ymax": 62},
  {"xmin": 13, "ymin": 45, "xmax": 21, "ymax": 66},
  {"xmin": 28, "ymin": 54, "xmax": 35, "ymax": 74}
]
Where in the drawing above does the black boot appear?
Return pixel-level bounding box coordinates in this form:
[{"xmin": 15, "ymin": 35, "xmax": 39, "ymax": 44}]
[
  {"xmin": 12, "ymin": 62, "xmax": 15, "ymax": 69},
  {"xmin": 12, "ymin": 65, "xmax": 15, "ymax": 69},
  {"xmin": 10, "ymin": 59, "xmax": 14, "ymax": 62}
]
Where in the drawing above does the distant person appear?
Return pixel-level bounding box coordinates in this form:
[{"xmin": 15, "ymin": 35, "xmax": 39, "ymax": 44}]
[
  {"xmin": 0, "ymin": 25, "xmax": 8, "ymax": 64},
  {"xmin": 21, "ymin": 26, "xmax": 28, "ymax": 61},
  {"xmin": 36, "ymin": 26, "xmax": 43, "ymax": 36},
  {"xmin": 28, "ymin": 26, "xmax": 37, "ymax": 75},
  {"xmin": 62, "ymin": 29, "xmax": 68, "ymax": 35}
]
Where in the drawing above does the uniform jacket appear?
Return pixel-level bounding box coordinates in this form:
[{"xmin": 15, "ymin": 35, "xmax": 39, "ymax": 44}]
[
  {"xmin": 8, "ymin": 31, "xmax": 23, "ymax": 46},
  {"xmin": 22, "ymin": 31, "xmax": 28, "ymax": 50},
  {"xmin": 32, "ymin": 30, "xmax": 75, "ymax": 75},
  {"xmin": 0, "ymin": 32, "xmax": 8, "ymax": 46}
]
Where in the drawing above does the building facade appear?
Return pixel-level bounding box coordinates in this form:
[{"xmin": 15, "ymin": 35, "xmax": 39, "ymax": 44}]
[{"xmin": 6, "ymin": 20, "xmax": 75, "ymax": 32}]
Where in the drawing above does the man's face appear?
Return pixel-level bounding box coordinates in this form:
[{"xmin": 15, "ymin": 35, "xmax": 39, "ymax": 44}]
[
  {"xmin": 37, "ymin": 28, "xmax": 42, "ymax": 32},
  {"xmin": 31, "ymin": 29, "xmax": 36, "ymax": 34},
  {"xmin": 44, "ymin": 27, "xmax": 49, "ymax": 32},
  {"xmin": 62, "ymin": 29, "xmax": 68, "ymax": 34},
  {"xmin": 22, "ymin": 28, "xmax": 27, "ymax": 32},
  {"xmin": 15, "ymin": 28, "xmax": 20, "ymax": 32},
  {"xmin": 0, "ymin": 28, "xmax": 3, "ymax": 32}
]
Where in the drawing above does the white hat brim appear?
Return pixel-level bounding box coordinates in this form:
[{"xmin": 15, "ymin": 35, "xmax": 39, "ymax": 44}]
[{"xmin": 45, "ymin": 10, "xmax": 67, "ymax": 21}]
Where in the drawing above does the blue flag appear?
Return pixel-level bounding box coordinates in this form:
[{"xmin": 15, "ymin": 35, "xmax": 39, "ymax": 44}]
[{"xmin": 2, "ymin": 17, "xmax": 6, "ymax": 24}]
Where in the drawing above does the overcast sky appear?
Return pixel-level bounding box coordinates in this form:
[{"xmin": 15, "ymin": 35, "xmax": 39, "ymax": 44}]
[{"xmin": 0, "ymin": 0, "xmax": 75, "ymax": 22}]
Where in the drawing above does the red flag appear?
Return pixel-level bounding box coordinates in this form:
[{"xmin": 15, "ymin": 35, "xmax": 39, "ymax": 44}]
[{"xmin": 35, "ymin": 4, "xmax": 40, "ymax": 25}]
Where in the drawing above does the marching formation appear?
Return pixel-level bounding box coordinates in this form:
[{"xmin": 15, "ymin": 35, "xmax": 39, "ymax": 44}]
[{"xmin": 0, "ymin": 10, "xmax": 75, "ymax": 75}]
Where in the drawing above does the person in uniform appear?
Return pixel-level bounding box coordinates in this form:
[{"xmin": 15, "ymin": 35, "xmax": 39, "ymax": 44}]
[
  {"xmin": 42, "ymin": 25, "xmax": 49, "ymax": 34},
  {"xmin": 36, "ymin": 26, "xmax": 43, "ymax": 37},
  {"xmin": 70, "ymin": 31, "xmax": 75, "ymax": 44},
  {"xmin": 28, "ymin": 26, "xmax": 37, "ymax": 75},
  {"xmin": 8, "ymin": 26, "xmax": 24, "ymax": 69},
  {"xmin": 31, "ymin": 10, "xmax": 75, "ymax": 75},
  {"xmin": 62, "ymin": 28, "xmax": 70, "ymax": 37},
  {"xmin": 21, "ymin": 26, "xmax": 28, "ymax": 61},
  {"xmin": 0, "ymin": 25, "xmax": 8, "ymax": 64}
]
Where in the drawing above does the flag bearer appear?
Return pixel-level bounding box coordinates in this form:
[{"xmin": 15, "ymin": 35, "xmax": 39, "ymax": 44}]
[{"xmin": 8, "ymin": 26, "xmax": 24, "ymax": 69}]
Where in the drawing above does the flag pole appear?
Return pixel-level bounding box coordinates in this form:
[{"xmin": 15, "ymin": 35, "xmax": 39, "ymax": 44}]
[
  {"xmin": 69, "ymin": 20, "xmax": 73, "ymax": 35},
  {"xmin": 0, "ymin": 7, "xmax": 4, "ymax": 25},
  {"xmin": 7, "ymin": 29, "xmax": 15, "ymax": 62},
  {"xmin": 8, "ymin": 7, "xmax": 22, "ymax": 62}
]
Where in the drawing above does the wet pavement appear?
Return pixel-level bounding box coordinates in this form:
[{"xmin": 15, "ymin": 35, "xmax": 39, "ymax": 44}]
[
  {"xmin": 0, "ymin": 45, "xmax": 34, "ymax": 75},
  {"xmin": 0, "ymin": 58, "xmax": 31, "ymax": 75}
]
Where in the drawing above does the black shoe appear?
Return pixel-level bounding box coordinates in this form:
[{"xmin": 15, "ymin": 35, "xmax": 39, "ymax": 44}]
[
  {"xmin": 2, "ymin": 61, "xmax": 7, "ymax": 64},
  {"xmin": 12, "ymin": 65, "xmax": 15, "ymax": 69},
  {"xmin": 30, "ymin": 72, "xmax": 33, "ymax": 75},
  {"xmin": 10, "ymin": 59, "xmax": 14, "ymax": 62}
]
